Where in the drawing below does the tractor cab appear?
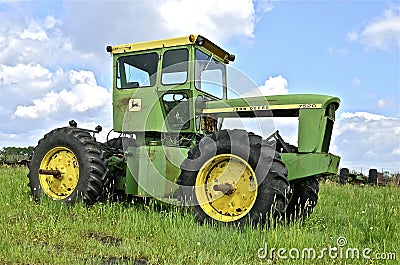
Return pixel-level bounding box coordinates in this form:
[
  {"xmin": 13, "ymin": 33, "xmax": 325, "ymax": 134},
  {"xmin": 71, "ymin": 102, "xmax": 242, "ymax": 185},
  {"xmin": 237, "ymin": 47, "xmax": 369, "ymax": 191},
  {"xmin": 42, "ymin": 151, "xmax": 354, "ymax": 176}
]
[{"xmin": 107, "ymin": 35, "xmax": 233, "ymax": 143}]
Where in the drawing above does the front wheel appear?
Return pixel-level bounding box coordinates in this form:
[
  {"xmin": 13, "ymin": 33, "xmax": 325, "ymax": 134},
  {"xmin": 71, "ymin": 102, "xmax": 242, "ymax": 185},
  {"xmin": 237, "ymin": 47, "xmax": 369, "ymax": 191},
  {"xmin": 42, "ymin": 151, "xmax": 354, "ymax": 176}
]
[
  {"xmin": 28, "ymin": 127, "xmax": 107, "ymax": 205},
  {"xmin": 178, "ymin": 129, "xmax": 289, "ymax": 226}
]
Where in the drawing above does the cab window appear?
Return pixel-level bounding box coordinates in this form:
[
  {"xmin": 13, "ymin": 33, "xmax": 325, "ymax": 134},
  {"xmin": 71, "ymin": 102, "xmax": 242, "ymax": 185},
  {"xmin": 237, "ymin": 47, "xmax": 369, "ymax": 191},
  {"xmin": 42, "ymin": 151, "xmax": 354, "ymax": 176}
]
[
  {"xmin": 162, "ymin": 49, "xmax": 189, "ymax": 85},
  {"xmin": 195, "ymin": 49, "xmax": 226, "ymax": 99},
  {"xmin": 117, "ymin": 52, "xmax": 158, "ymax": 89}
]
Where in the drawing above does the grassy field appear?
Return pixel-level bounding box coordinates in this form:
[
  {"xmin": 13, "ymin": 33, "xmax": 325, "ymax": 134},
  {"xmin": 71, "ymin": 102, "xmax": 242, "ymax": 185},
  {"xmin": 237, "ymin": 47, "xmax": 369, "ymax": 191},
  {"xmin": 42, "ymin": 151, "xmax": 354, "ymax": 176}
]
[{"xmin": 0, "ymin": 166, "xmax": 399, "ymax": 265}]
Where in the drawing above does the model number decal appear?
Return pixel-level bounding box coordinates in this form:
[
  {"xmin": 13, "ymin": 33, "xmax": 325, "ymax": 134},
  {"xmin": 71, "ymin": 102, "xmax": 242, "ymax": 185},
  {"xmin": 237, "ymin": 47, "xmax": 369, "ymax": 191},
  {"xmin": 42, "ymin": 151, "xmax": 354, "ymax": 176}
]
[{"xmin": 298, "ymin": 104, "xmax": 318, "ymax": 108}]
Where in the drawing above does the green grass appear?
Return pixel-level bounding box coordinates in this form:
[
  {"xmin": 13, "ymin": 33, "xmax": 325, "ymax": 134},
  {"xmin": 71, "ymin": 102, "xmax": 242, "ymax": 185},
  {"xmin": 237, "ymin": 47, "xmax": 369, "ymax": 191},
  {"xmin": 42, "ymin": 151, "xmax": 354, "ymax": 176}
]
[{"xmin": 0, "ymin": 167, "xmax": 399, "ymax": 264}]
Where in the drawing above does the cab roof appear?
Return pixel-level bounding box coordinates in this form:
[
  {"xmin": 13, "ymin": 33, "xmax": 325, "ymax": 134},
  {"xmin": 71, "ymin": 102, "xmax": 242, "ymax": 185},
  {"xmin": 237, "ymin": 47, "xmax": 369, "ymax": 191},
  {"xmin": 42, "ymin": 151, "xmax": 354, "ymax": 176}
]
[{"xmin": 106, "ymin": 34, "xmax": 235, "ymax": 63}]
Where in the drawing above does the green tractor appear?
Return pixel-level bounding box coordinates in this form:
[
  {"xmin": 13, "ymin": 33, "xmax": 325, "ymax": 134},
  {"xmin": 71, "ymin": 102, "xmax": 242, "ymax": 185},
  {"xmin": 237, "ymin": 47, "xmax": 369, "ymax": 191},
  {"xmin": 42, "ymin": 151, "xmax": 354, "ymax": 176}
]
[{"xmin": 28, "ymin": 35, "xmax": 340, "ymax": 225}]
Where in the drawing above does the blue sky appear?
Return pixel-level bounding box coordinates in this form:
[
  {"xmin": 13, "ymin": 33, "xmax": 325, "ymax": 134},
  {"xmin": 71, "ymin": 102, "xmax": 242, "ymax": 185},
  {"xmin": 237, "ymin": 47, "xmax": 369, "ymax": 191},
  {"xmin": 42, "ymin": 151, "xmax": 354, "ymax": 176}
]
[
  {"xmin": 0, "ymin": 0, "xmax": 399, "ymax": 171},
  {"xmin": 230, "ymin": 1, "xmax": 399, "ymax": 116}
]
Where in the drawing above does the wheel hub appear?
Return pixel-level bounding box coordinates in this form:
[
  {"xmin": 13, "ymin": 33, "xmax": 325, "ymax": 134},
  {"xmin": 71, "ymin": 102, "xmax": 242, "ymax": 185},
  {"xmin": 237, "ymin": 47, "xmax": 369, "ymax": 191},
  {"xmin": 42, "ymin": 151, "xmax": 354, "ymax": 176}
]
[
  {"xmin": 39, "ymin": 147, "xmax": 79, "ymax": 200},
  {"xmin": 213, "ymin": 182, "xmax": 234, "ymax": 195},
  {"xmin": 196, "ymin": 154, "xmax": 258, "ymax": 222}
]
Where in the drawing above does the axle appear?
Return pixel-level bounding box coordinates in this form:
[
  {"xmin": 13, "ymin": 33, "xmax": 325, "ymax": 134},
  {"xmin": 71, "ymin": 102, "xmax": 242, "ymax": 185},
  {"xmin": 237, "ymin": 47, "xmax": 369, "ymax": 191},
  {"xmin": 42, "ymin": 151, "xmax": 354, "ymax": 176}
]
[{"xmin": 39, "ymin": 169, "xmax": 62, "ymax": 178}]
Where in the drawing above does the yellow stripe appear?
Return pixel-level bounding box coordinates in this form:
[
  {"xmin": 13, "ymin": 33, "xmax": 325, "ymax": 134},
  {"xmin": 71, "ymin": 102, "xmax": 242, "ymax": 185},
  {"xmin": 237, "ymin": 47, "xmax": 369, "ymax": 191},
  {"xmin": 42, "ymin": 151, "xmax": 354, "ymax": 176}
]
[
  {"xmin": 109, "ymin": 36, "xmax": 196, "ymax": 54},
  {"xmin": 203, "ymin": 103, "xmax": 322, "ymax": 114},
  {"xmin": 109, "ymin": 35, "xmax": 232, "ymax": 63}
]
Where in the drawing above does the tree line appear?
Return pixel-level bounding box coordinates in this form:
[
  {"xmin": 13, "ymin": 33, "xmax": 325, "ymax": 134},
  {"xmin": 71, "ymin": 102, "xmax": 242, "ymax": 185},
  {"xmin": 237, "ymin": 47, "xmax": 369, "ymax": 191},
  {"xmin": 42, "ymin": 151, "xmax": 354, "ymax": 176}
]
[{"xmin": 0, "ymin": 146, "xmax": 34, "ymax": 164}]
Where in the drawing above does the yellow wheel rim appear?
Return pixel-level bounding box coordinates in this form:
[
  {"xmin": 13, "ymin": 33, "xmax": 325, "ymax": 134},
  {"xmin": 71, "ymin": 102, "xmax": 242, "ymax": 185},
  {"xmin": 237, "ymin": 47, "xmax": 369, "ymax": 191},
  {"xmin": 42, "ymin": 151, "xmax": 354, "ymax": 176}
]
[
  {"xmin": 39, "ymin": 147, "xmax": 79, "ymax": 200},
  {"xmin": 195, "ymin": 154, "xmax": 258, "ymax": 222}
]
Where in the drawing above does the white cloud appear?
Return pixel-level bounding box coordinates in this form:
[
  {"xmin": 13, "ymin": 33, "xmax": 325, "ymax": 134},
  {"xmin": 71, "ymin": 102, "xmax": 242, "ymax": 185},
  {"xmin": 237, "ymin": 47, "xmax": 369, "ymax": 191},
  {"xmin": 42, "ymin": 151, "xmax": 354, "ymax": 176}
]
[
  {"xmin": 0, "ymin": 64, "xmax": 68, "ymax": 110},
  {"xmin": 61, "ymin": 0, "xmax": 266, "ymax": 54},
  {"xmin": 1, "ymin": 63, "xmax": 53, "ymax": 90},
  {"xmin": 19, "ymin": 16, "xmax": 61, "ymax": 41},
  {"xmin": 14, "ymin": 91, "xmax": 59, "ymax": 119},
  {"xmin": 158, "ymin": 0, "xmax": 256, "ymax": 42},
  {"xmin": 20, "ymin": 20, "xmax": 49, "ymax": 41},
  {"xmin": 259, "ymin": 75, "xmax": 289, "ymax": 95},
  {"xmin": 340, "ymin": 111, "xmax": 388, "ymax": 121},
  {"xmin": 241, "ymin": 75, "xmax": 289, "ymax": 97},
  {"xmin": 333, "ymin": 112, "xmax": 400, "ymax": 170},
  {"xmin": 67, "ymin": 70, "xmax": 111, "ymax": 112},
  {"xmin": 14, "ymin": 70, "xmax": 111, "ymax": 119},
  {"xmin": 0, "ymin": 15, "xmax": 73, "ymax": 67},
  {"xmin": 348, "ymin": 6, "xmax": 400, "ymax": 50}
]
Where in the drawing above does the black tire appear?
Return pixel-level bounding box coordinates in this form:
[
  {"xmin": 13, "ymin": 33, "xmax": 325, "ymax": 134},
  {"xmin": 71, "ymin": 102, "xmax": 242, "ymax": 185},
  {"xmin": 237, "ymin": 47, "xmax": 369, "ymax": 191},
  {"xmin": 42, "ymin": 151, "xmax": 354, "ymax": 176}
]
[
  {"xmin": 177, "ymin": 129, "xmax": 289, "ymax": 226},
  {"xmin": 28, "ymin": 127, "xmax": 107, "ymax": 205},
  {"xmin": 368, "ymin": 169, "xmax": 378, "ymax": 185},
  {"xmin": 286, "ymin": 176, "xmax": 319, "ymax": 222},
  {"xmin": 339, "ymin": 168, "xmax": 349, "ymax": 184}
]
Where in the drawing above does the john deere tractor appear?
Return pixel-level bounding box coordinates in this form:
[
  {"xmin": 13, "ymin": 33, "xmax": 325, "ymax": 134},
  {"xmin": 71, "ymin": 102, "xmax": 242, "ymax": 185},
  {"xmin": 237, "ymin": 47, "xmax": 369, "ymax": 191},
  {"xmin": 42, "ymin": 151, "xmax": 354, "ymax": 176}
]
[{"xmin": 28, "ymin": 35, "xmax": 340, "ymax": 225}]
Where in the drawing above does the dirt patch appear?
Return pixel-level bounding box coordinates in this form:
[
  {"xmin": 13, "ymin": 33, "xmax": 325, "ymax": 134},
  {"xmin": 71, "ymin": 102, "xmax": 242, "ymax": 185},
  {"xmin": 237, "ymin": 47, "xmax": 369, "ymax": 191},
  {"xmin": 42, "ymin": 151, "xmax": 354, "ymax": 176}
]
[{"xmin": 86, "ymin": 231, "xmax": 123, "ymax": 246}]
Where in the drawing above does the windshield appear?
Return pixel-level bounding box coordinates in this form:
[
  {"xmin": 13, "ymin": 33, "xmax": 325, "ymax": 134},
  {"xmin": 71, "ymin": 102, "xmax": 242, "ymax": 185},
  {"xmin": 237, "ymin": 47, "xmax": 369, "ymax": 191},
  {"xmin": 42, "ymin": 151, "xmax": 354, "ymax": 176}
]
[{"xmin": 195, "ymin": 49, "xmax": 227, "ymax": 99}]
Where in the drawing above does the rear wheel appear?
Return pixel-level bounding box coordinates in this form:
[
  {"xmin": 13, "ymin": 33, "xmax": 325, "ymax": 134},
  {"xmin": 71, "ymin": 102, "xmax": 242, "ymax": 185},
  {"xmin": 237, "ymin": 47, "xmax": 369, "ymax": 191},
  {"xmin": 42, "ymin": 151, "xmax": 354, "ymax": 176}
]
[
  {"xmin": 368, "ymin": 169, "xmax": 378, "ymax": 185},
  {"xmin": 178, "ymin": 129, "xmax": 289, "ymax": 226},
  {"xmin": 286, "ymin": 177, "xmax": 319, "ymax": 222},
  {"xmin": 339, "ymin": 168, "xmax": 349, "ymax": 184},
  {"xmin": 28, "ymin": 127, "xmax": 107, "ymax": 205}
]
